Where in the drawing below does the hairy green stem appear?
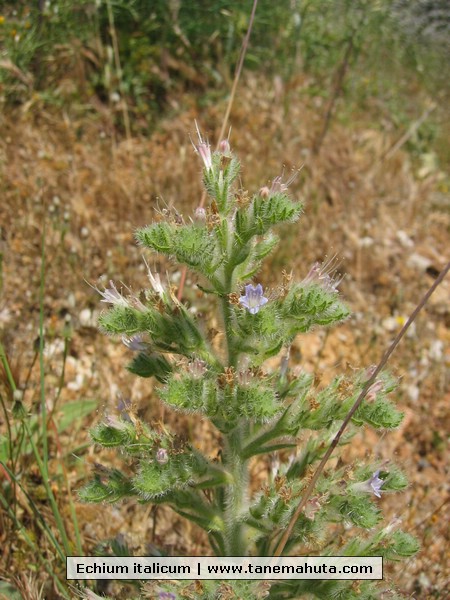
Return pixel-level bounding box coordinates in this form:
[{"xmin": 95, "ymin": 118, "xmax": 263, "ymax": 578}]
[{"xmin": 222, "ymin": 425, "xmax": 248, "ymax": 556}]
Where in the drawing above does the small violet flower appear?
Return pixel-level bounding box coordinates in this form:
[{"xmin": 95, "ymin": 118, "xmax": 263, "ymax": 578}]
[
  {"xmin": 158, "ymin": 592, "xmax": 176, "ymax": 600},
  {"xmin": 122, "ymin": 334, "xmax": 147, "ymax": 352},
  {"xmin": 351, "ymin": 470, "xmax": 385, "ymax": 498},
  {"xmin": 239, "ymin": 284, "xmax": 269, "ymax": 315},
  {"xmin": 368, "ymin": 470, "xmax": 385, "ymax": 498},
  {"xmin": 97, "ymin": 280, "xmax": 129, "ymax": 307}
]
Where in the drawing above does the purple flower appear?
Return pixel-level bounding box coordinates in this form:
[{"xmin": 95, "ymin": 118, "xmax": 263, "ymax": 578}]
[
  {"xmin": 158, "ymin": 592, "xmax": 176, "ymax": 600},
  {"xmin": 122, "ymin": 334, "xmax": 147, "ymax": 352},
  {"xmin": 97, "ymin": 280, "xmax": 129, "ymax": 307},
  {"xmin": 351, "ymin": 470, "xmax": 385, "ymax": 498},
  {"xmin": 368, "ymin": 470, "xmax": 385, "ymax": 498},
  {"xmin": 302, "ymin": 256, "xmax": 343, "ymax": 293},
  {"xmin": 239, "ymin": 284, "xmax": 269, "ymax": 315}
]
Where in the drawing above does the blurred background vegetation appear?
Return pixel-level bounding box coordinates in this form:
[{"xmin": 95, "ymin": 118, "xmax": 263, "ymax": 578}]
[{"xmin": 0, "ymin": 0, "xmax": 448, "ymax": 159}]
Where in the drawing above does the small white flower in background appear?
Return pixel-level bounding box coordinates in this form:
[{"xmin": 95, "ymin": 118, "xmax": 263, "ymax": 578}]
[
  {"xmin": 259, "ymin": 186, "xmax": 270, "ymax": 199},
  {"xmin": 304, "ymin": 495, "xmax": 324, "ymax": 521},
  {"xmin": 239, "ymin": 284, "xmax": 269, "ymax": 315}
]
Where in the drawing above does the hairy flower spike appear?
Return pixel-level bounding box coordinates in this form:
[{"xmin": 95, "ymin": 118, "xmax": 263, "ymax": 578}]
[
  {"xmin": 239, "ymin": 284, "xmax": 269, "ymax": 315},
  {"xmin": 83, "ymin": 139, "xmax": 417, "ymax": 587}
]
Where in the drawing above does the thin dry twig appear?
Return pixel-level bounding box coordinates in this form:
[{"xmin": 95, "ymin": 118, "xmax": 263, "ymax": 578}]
[
  {"xmin": 273, "ymin": 259, "xmax": 450, "ymax": 557},
  {"xmin": 106, "ymin": 0, "xmax": 131, "ymax": 142},
  {"xmin": 380, "ymin": 102, "xmax": 437, "ymax": 162}
]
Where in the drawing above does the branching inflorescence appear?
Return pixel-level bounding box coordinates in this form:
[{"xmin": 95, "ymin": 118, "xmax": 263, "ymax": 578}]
[{"xmin": 80, "ymin": 131, "xmax": 418, "ymax": 599}]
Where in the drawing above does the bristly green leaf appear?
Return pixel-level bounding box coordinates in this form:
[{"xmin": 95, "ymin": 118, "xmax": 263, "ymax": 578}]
[
  {"xmin": 133, "ymin": 452, "xmax": 205, "ymax": 499},
  {"xmin": 135, "ymin": 222, "xmax": 176, "ymax": 253},
  {"xmin": 353, "ymin": 398, "xmax": 404, "ymax": 429},
  {"xmin": 335, "ymin": 494, "xmax": 382, "ymax": 529},
  {"xmin": 98, "ymin": 305, "xmax": 147, "ymax": 335},
  {"xmin": 160, "ymin": 373, "xmax": 217, "ymax": 414},
  {"xmin": 282, "ymin": 283, "xmax": 350, "ymax": 333},
  {"xmin": 79, "ymin": 471, "xmax": 134, "ymax": 503},
  {"xmin": 90, "ymin": 421, "xmax": 136, "ymax": 447},
  {"xmin": 127, "ymin": 352, "xmax": 172, "ymax": 382},
  {"xmin": 173, "ymin": 224, "xmax": 219, "ymax": 273},
  {"xmin": 235, "ymin": 193, "xmax": 302, "ymax": 245}
]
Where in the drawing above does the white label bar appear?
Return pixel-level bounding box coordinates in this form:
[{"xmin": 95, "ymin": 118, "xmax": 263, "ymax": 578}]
[{"xmin": 67, "ymin": 556, "xmax": 382, "ymax": 580}]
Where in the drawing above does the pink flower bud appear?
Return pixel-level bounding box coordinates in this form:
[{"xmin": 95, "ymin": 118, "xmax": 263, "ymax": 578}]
[
  {"xmin": 259, "ymin": 186, "xmax": 270, "ymax": 199},
  {"xmin": 218, "ymin": 139, "xmax": 231, "ymax": 154},
  {"xmin": 194, "ymin": 206, "xmax": 207, "ymax": 221},
  {"xmin": 156, "ymin": 448, "xmax": 169, "ymax": 465}
]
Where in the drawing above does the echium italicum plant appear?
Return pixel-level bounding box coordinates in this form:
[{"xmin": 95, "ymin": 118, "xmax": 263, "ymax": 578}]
[{"xmin": 80, "ymin": 130, "xmax": 419, "ymax": 600}]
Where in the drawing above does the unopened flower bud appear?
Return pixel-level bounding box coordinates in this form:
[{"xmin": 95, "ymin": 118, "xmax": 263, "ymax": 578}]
[
  {"xmin": 12, "ymin": 399, "xmax": 27, "ymax": 419},
  {"xmin": 218, "ymin": 139, "xmax": 231, "ymax": 154},
  {"xmin": 188, "ymin": 358, "xmax": 207, "ymax": 378},
  {"xmin": 366, "ymin": 380, "xmax": 384, "ymax": 401},
  {"xmin": 194, "ymin": 207, "xmax": 207, "ymax": 221},
  {"xmin": 156, "ymin": 448, "xmax": 169, "ymax": 465},
  {"xmin": 13, "ymin": 389, "xmax": 24, "ymax": 402},
  {"xmin": 259, "ymin": 186, "xmax": 270, "ymax": 199},
  {"xmin": 104, "ymin": 414, "xmax": 127, "ymax": 431}
]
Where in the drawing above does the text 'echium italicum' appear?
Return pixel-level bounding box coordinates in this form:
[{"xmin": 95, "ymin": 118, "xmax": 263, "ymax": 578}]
[{"xmin": 81, "ymin": 127, "xmax": 419, "ymax": 600}]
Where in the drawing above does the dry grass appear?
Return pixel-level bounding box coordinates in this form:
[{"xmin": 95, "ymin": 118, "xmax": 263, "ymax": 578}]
[{"xmin": 0, "ymin": 73, "xmax": 449, "ymax": 598}]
